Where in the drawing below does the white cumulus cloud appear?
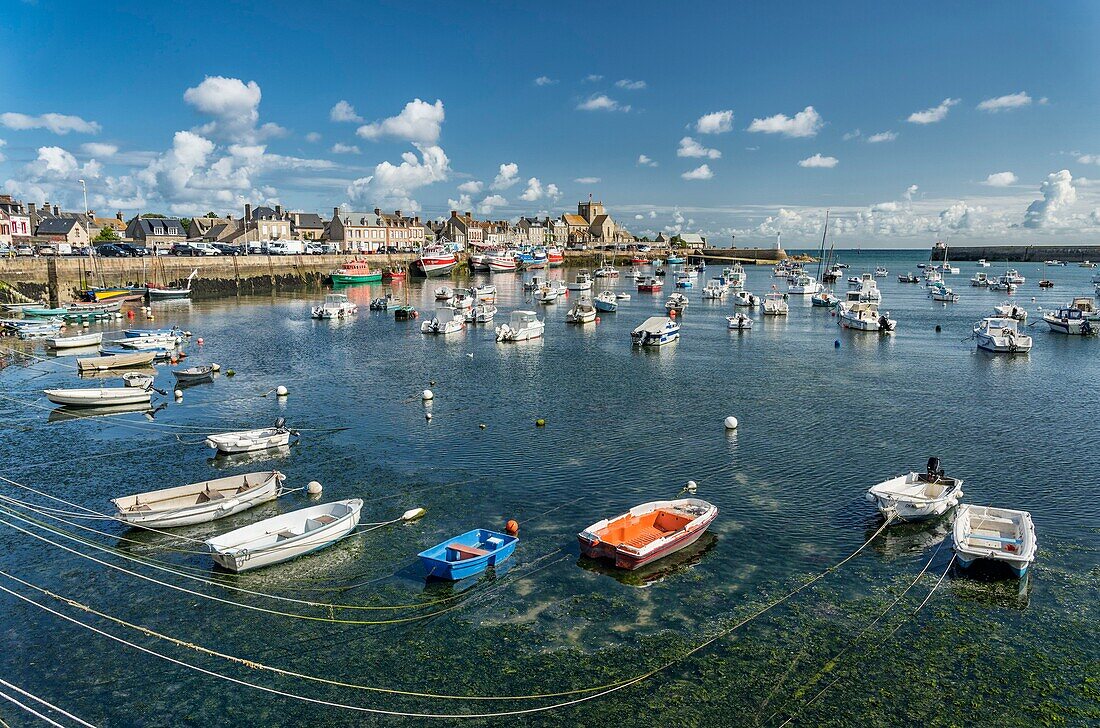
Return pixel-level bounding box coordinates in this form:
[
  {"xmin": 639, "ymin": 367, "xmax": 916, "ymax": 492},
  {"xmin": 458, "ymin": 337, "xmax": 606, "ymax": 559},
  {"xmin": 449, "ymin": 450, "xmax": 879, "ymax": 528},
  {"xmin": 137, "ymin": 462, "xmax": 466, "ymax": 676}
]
[
  {"xmin": 977, "ymin": 92, "xmax": 1032, "ymax": 113},
  {"xmin": 81, "ymin": 142, "xmax": 118, "ymax": 157},
  {"xmin": 329, "ymin": 100, "xmax": 363, "ymax": 123},
  {"xmin": 490, "ymin": 163, "xmax": 520, "ymax": 190},
  {"xmin": 534, "ymin": 76, "xmax": 558, "ymax": 86},
  {"xmin": 574, "ymin": 177, "xmax": 601, "ymax": 184},
  {"xmin": 677, "ymin": 137, "xmax": 721, "ymax": 159},
  {"xmin": 576, "ymin": 95, "xmax": 630, "ymax": 112},
  {"xmin": 907, "ymin": 98, "xmax": 959, "ymax": 124},
  {"xmin": 0, "ymin": 112, "xmax": 101, "ymax": 135},
  {"xmin": 1023, "ymin": 169, "xmax": 1076, "ymax": 228},
  {"xmin": 1077, "ymin": 154, "xmax": 1100, "ymax": 165},
  {"xmin": 798, "ymin": 153, "xmax": 838, "ymax": 168},
  {"xmin": 305, "ymin": 132, "xmax": 322, "ymax": 143},
  {"xmin": 357, "ymin": 99, "xmax": 445, "ymax": 144},
  {"xmin": 457, "ymin": 180, "xmax": 483, "ymax": 194},
  {"xmin": 983, "ymin": 171, "xmax": 1018, "ymax": 187},
  {"xmin": 637, "ymin": 154, "xmax": 658, "ymax": 167},
  {"xmin": 331, "ymin": 143, "xmax": 360, "ymax": 154},
  {"xmin": 345, "ymin": 144, "xmax": 450, "ymax": 213},
  {"xmin": 867, "ymin": 131, "xmax": 897, "ymax": 143},
  {"xmin": 583, "ymin": 74, "xmax": 603, "ymax": 83},
  {"xmin": 747, "ymin": 106, "xmax": 823, "ymax": 138},
  {"xmin": 681, "ymin": 164, "xmax": 714, "ymax": 180},
  {"xmin": 615, "ymin": 79, "xmax": 646, "ymax": 90},
  {"xmin": 696, "ymin": 110, "xmax": 734, "ymax": 134},
  {"xmin": 477, "ymin": 194, "xmax": 508, "ymax": 215}
]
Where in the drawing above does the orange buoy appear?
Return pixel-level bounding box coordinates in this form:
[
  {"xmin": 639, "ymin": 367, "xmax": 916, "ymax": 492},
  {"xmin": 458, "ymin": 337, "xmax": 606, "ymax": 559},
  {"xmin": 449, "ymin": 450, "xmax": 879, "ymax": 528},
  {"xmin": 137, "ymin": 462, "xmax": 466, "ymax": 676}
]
[
  {"xmin": 127, "ymin": 310, "xmax": 135, "ymax": 319},
  {"xmin": 505, "ymin": 519, "xmax": 519, "ymax": 536}
]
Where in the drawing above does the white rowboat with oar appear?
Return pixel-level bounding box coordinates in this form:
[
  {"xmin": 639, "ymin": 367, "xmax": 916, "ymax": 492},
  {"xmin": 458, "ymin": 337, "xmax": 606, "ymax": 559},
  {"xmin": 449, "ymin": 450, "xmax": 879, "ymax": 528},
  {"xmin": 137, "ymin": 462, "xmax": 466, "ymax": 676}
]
[
  {"xmin": 43, "ymin": 387, "xmax": 152, "ymax": 407},
  {"xmin": 111, "ymin": 471, "xmax": 285, "ymax": 528}
]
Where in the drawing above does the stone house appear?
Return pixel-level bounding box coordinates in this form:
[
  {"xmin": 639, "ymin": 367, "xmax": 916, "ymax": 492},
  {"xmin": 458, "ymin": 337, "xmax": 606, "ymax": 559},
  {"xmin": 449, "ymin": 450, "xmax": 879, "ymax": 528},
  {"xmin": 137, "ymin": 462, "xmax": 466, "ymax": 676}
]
[
  {"xmin": 37, "ymin": 217, "xmax": 90, "ymax": 246},
  {"xmin": 125, "ymin": 217, "xmax": 187, "ymax": 251}
]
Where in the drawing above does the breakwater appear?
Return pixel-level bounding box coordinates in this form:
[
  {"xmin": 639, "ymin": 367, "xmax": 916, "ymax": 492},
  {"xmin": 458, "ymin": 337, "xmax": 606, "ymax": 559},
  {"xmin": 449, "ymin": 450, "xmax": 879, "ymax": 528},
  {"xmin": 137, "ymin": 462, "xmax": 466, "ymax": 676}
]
[{"xmin": 933, "ymin": 244, "xmax": 1100, "ymax": 262}]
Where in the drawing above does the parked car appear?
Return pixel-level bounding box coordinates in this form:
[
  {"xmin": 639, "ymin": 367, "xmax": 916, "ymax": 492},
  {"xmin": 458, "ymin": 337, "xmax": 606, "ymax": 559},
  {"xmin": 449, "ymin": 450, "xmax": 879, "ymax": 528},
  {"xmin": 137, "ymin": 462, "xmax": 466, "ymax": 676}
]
[
  {"xmin": 35, "ymin": 244, "xmax": 58, "ymax": 256},
  {"xmin": 95, "ymin": 244, "xmax": 129, "ymax": 257},
  {"xmin": 15, "ymin": 244, "xmax": 35, "ymax": 256},
  {"xmin": 267, "ymin": 241, "xmax": 306, "ymax": 255},
  {"xmin": 212, "ymin": 243, "xmax": 244, "ymax": 256},
  {"xmin": 69, "ymin": 246, "xmax": 92, "ymax": 256},
  {"xmin": 116, "ymin": 243, "xmax": 149, "ymax": 257},
  {"xmin": 318, "ymin": 242, "xmax": 340, "ymax": 254}
]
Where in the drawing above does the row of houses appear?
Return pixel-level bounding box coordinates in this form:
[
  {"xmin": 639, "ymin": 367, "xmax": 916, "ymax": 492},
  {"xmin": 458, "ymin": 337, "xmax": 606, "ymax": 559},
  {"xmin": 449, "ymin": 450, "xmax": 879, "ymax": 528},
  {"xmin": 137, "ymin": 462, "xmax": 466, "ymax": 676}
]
[{"xmin": 0, "ymin": 193, "xmax": 644, "ymax": 253}]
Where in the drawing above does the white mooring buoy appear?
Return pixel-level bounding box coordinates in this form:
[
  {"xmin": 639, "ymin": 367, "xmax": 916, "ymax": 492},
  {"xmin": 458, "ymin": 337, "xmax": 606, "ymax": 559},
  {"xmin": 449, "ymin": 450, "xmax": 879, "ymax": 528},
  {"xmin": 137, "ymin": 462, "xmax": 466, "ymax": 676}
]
[
  {"xmin": 422, "ymin": 389, "xmax": 434, "ymax": 401},
  {"xmin": 724, "ymin": 416, "xmax": 739, "ymax": 430},
  {"xmin": 276, "ymin": 385, "xmax": 288, "ymax": 397},
  {"xmin": 307, "ymin": 480, "xmax": 323, "ymax": 495}
]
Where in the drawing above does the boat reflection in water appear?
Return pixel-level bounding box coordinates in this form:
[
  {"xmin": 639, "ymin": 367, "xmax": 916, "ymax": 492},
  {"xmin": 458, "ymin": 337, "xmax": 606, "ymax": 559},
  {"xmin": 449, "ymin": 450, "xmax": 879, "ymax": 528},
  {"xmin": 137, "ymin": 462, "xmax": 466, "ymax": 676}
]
[
  {"xmin": 866, "ymin": 517, "xmax": 951, "ymax": 559},
  {"xmin": 48, "ymin": 402, "xmax": 165, "ymax": 424},
  {"xmin": 576, "ymin": 532, "xmax": 718, "ymax": 588},
  {"xmin": 208, "ymin": 444, "xmax": 292, "ymax": 469}
]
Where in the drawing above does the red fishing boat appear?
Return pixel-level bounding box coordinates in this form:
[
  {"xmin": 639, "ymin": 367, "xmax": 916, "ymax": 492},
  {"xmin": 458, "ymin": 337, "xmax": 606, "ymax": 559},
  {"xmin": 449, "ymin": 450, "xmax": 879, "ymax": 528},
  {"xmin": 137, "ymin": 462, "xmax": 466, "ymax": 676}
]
[
  {"xmin": 414, "ymin": 247, "xmax": 458, "ymax": 277},
  {"xmin": 578, "ymin": 498, "xmax": 718, "ymax": 570},
  {"xmin": 637, "ymin": 276, "xmax": 662, "ymax": 292},
  {"xmin": 630, "ymin": 256, "xmax": 649, "ymax": 265},
  {"xmin": 547, "ymin": 248, "xmax": 564, "ymax": 268},
  {"xmin": 382, "ymin": 267, "xmax": 407, "ymax": 281}
]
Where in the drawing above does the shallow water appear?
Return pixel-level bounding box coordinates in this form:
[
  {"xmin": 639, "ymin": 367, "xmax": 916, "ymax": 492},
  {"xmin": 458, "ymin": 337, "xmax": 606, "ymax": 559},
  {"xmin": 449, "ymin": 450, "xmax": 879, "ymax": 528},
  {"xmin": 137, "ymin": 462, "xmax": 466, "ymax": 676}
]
[{"xmin": 0, "ymin": 251, "xmax": 1097, "ymax": 726}]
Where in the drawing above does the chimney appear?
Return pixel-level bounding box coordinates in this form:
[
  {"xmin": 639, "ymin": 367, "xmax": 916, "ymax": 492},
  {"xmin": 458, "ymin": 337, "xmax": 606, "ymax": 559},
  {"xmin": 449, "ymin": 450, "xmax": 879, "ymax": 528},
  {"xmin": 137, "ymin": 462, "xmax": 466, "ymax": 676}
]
[
  {"xmin": 450, "ymin": 210, "xmax": 457, "ymax": 217},
  {"xmin": 28, "ymin": 203, "xmax": 36, "ymax": 217},
  {"xmin": 244, "ymin": 203, "xmax": 252, "ymax": 222},
  {"xmin": 465, "ymin": 211, "xmax": 472, "ymax": 219},
  {"xmin": 394, "ymin": 210, "xmax": 401, "ymax": 218},
  {"xmin": 275, "ymin": 204, "xmax": 282, "ymax": 217},
  {"xmin": 333, "ymin": 206, "xmax": 340, "ymax": 218},
  {"xmin": 53, "ymin": 205, "xmax": 60, "ymax": 216},
  {"xmin": 116, "ymin": 210, "xmax": 123, "ymax": 222},
  {"xmin": 373, "ymin": 207, "xmax": 381, "ymax": 216}
]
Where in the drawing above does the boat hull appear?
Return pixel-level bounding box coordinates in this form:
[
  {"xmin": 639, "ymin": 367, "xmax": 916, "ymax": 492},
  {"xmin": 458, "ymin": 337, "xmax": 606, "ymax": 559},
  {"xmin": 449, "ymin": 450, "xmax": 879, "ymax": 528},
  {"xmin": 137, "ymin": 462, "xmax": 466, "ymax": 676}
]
[
  {"xmin": 331, "ymin": 273, "xmax": 382, "ymax": 284},
  {"xmin": 418, "ymin": 529, "xmax": 518, "ymax": 580},
  {"xmin": 44, "ymin": 388, "xmax": 152, "ymax": 407},
  {"xmin": 112, "ymin": 471, "xmax": 284, "ymax": 528}
]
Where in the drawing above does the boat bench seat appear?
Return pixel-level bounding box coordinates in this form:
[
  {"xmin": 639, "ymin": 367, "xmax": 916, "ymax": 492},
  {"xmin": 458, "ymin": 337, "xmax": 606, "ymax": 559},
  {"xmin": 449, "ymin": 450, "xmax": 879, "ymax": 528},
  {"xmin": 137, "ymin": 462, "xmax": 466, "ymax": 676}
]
[
  {"xmin": 968, "ymin": 534, "xmax": 1021, "ymax": 546},
  {"xmin": 276, "ymin": 530, "xmax": 297, "ymax": 541},
  {"xmin": 623, "ymin": 526, "xmax": 666, "ymax": 549},
  {"xmin": 447, "ymin": 543, "xmax": 490, "ymax": 560},
  {"xmin": 197, "ymin": 489, "xmax": 225, "ymax": 503}
]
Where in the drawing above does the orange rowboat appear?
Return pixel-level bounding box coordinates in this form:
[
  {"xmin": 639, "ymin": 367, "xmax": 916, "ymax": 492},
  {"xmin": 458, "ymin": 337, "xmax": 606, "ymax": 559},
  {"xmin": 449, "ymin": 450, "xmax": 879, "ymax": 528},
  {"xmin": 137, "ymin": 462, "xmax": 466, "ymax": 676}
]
[{"xmin": 578, "ymin": 498, "xmax": 718, "ymax": 570}]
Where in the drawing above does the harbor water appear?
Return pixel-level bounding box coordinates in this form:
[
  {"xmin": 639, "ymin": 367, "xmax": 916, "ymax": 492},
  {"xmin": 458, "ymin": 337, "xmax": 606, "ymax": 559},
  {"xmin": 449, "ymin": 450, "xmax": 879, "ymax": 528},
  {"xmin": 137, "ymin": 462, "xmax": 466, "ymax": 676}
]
[{"xmin": 0, "ymin": 250, "xmax": 1096, "ymax": 726}]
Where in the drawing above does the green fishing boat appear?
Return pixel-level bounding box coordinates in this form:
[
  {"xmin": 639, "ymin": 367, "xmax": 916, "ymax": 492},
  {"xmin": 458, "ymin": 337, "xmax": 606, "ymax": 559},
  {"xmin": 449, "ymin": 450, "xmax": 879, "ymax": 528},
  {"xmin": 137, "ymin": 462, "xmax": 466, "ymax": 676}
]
[
  {"xmin": 330, "ymin": 259, "xmax": 381, "ymax": 285},
  {"xmin": 22, "ymin": 306, "xmax": 70, "ymax": 318}
]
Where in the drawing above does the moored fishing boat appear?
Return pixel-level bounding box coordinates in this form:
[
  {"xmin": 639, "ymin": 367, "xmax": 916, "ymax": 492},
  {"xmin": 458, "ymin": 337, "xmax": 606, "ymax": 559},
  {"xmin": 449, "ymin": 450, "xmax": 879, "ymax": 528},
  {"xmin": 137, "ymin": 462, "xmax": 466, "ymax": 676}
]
[
  {"xmin": 418, "ymin": 528, "xmax": 519, "ymax": 580},
  {"xmin": 578, "ymin": 498, "xmax": 718, "ymax": 570},
  {"xmin": 637, "ymin": 276, "xmax": 662, "ymax": 292},
  {"xmin": 46, "ymin": 331, "xmax": 103, "ymax": 349},
  {"xmin": 811, "ymin": 290, "xmax": 839, "ymax": 307},
  {"xmin": 762, "ymin": 291, "xmax": 788, "ymax": 316},
  {"xmin": 381, "ymin": 266, "xmax": 407, "ymax": 281},
  {"xmin": 205, "ymin": 499, "xmax": 363, "ymax": 572},
  {"xmin": 898, "ymin": 272, "xmax": 920, "ymax": 283},
  {"xmin": 473, "ymin": 284, "xmax": 497, "ymax": 301},
  {"xmin": 414, "ymin": 246, "xmax": 458, "ymax": 278},
  {"xmin": 331, "ymin": 259, "xmax": 382, "ymax": 284},
  {"xmin": 929, "ymin": 283, "xmax": 960, "ymax": 302},
  {"xmin": 665, "ymin": 292, "xmax": 689, "ymax": 314},
  {"xmin": 567, "ymin": 272, "xmax": 593, "ymax": 291},
  {"xmin": 486, "ymin": 249, "xmax": 518, "ymax": 273},
  {"xmin": 433, "ymin": 286, "xmax": 454, "ymax": 301},
  {"xmin": 124, "ymin": 326, "xmax": 187, "ymax": 339},
  {"xmin": 472, "ymin": 303, "xmax": 497, "ymax": 323},
  {"xmin": 993, "ymin": 302, "xmax": 1027, "ymax": 321},
  {"xmin": 43, "ymin": 386, "xmax": 152, "ymax": 407},
  {"xmin": 565, "ymin": 296, "xmax": 597, "ymax": 324},
  {"xmin": 787, "ymin": 273, "xmax": 822, "ymax": 295},
  {"xmin": 865, "ymin": 457, "xmax": 964, "ymax": 522},
  {"xmin": 593, "ymin": 264, "xmax": 619, "ymax": 278},
  {"xmin": 495, "ymin": 310, "xmax": 545, "ymax": 341},
  {"xmin": 22, "ymin": 306, "xmax": 69, "ymax": 318},
  {"xmin": 311, "ymin": 293, "xmax": 358, "ymax": 319},
  {"xmin": 733, "ymin": 290, "xmax": 759, "ymax": 307},
  {"xmin": 974, "ymin": 317, "xmax": 1032, "ymax": 353},
  {"xmin": 111, "ymin": 471, "xmax": 285, "ymax": 528},
  {"xmin": 631, "ymin": 316, "xmax": 680, "ymax": 346},
  {"xmin": 547, "ymin": 248, "xmax": 564, "ymax": 267},
  {"xmin": 1043, "ymin": 305, "xmax": 1097, "ymax": 335},
  {"xmin": 837, "ymin": 301, "xmax": 896, "ymax": 332},
  {"xmin": 206, "ymin": 419, "xmax": 297, "ymax": 454},
  {"xmin": 953, "ymin": 504, "xmax": 1037, "ymax": 578},
  {"xmin": 674, "ymin": 271, "xmax": 693, "ymax": 289},
  {"xmin": 147, "ymin": 269, "xmax": 198, "ymax": 301},
  {"xmin": 420, "ymin": 309, "xmax": 466, "ymax": 335},
  {"xmin": 594, "ymin": 291, "xmax": 617, "ymax": 312},
  {"xmin": 726, "ymin": 313, "xmax": 753, "ymax": 330},
  {"xmin": 970, "ymin": 272, "xmax": 989, "ymax": 287}
]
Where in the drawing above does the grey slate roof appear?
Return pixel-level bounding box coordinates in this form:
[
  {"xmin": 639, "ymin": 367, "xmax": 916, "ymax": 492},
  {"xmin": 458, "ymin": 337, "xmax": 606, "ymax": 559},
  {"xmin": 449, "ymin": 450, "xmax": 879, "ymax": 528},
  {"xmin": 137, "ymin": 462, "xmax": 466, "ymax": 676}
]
[
  {"xmin": 36, "ymin": 217, "xmax": 81, "ymax": 235},
  {"xmin": 293, "ymin": 213, "xmax": 324, "ymax": 229}
]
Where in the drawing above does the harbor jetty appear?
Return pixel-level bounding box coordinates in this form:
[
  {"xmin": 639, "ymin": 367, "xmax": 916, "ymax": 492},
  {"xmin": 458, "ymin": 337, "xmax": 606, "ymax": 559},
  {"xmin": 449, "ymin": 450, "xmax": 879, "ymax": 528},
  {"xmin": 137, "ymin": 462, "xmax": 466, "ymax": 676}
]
[{"xmin": 931, "ymin": 243, "xmax": 1100, "ymax": 262}]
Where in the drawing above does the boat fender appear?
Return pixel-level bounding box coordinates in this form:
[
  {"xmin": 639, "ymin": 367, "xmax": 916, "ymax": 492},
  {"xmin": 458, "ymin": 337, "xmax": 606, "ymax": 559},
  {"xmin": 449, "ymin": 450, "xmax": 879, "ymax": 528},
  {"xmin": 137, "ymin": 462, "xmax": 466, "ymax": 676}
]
[
  {"xmin": 505, "ymin": 519, "xmax": 519, "ymax": 536},
  {"xmin": 307, "ymin": 481, "xmax": 322, "ymax": 495},
  {"xmin": 173, "ymin": 389, "xmax": 183, "ymax": 399}
]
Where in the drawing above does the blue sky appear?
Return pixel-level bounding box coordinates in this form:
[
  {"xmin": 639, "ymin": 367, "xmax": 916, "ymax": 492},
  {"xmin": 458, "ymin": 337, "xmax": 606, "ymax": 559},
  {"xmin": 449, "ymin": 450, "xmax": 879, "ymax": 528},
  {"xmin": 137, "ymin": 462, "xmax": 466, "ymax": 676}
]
[{"xmin": 2, "ymin": 0, "xmax": 1099, "ymax": 247}]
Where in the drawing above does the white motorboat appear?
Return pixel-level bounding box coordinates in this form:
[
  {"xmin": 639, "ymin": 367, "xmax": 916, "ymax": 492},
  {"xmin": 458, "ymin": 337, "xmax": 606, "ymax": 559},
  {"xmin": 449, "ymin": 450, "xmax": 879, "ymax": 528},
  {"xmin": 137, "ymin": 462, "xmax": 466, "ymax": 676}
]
[
  {"xmin": 726, "ymin": 313, "xmax": 753, "ymax": 330},
  {"xmin": 970, "ymin": 272, "xmax": 989, "ymax": 287},
  {"xmin": 631, "ymin": 316, "xmax": 680, "ymax": 346},
  {"xmin": 733, "ymin": 290, "xmax": 759, "ymax": 307},
  {"xmin": 614, "ymin": 292, "xmax": 631, "ymax": 300},
  {"xmin": 974, "ymin": 317, "xmax": 1032, "ymax": 353},
  {"xmin": 874, "ymin": 266, "xmax": 888, "ymax": 277},
  {"xmin": 206, "ymin": 419, "xmax": 296, "ymax": 454},
  {"xmin": 665, "ymin": 293, "xmax": 689, "ymax": 314},
  {"xmin": 865, "ymin": 458, "xmax": 963, "ymax": 522},
  {"xmin": 567, "ymin": 272, "xmax": 593, "ymax": 291},
  {"xmin": 486, "ymin": 249, "xmax": 518, "ymax": 273},
  {"xmin": 725, "ymin": 263, "xmax": 746, "ymax": 289},
  {"xmin": 421, "ymin": 309, "xmax": 466, "ymax": 335},
  {"xmin": 787, "ymin": 273, "xmax": 822, "ymax": 295},
  {"xmin": 468, "ymin": 253, "xmax": 489, "ymax": 271},
  {"xmin": 310, "ymin": 293, "xmax": 358, "ymax": 320},
  {"xmin": 811, "ymin": 290, "xmax": 839, "ymax": 307},
  {"xmin": 674, "ymin": 271, "xmax": 694, "ymax": 289},
  {"xmin": 593, "ymin": 265, "xmax": 619, "ymax": 278},
  {"xmin": 43, "ymin": 387, "xmax": 152, "ymax": 407},
  {"xmin": 929, "ymin": 284, "xmax": 959, "ymax": 302},
  {"xmin": 434, "ymin": 286, "xmax": 454, "ymax": 301},
  {"xmin": 762, "ymin": 291, "xmax": 788, "ymax": 316},
  {"xmin": 701, "ymin": 280, "xmax": 726, "ymax": 299},
  {"xmin": 953, "ymin": 504, "xmax": 1037, "ymax": 578},
  {"xmin": 993, "ymin": 302, "xmax": 1028, "ymax": 321},
  {"xmin": 205, "ymin": 499, "xmax": 363, "ymax": 573},
  {"xmin": 1044, "ymin": 259, "xmax": 1064, "ymax": 267},
  {"xmin": 496, "ymin": 310, "xmax": 545, "ymax": 341},
  {"xmin": 473, "ymin": 284, "xmax": 497, "ymax": 301},
  {"xmin": 451, "ymin": 288, "xmax": 475, "ymax": 309},
  {"xmin": 837, "ymin": 301, "xmax": 896, "ymax": 332},
  {"xmin": 989, "ymin": 277, "xmax": 1018, "ymax": 293},
  {"xmin": 122, "ymin": 372, "xmax": 155, "ymax": 388},
  {"xmin": 977, "ymin": 258, "xmax": 990, "ymax": 267},
  {"xmin": 469, "ymin": 303, "xmax": 497, "ymax": 323},
  {"xmin": 1043, "ymin": 305, "xmax": 1097, "ymax": 335},
  {"xmin": 523, "ymin": 275, "xmax": 546, "ymax": 292},
  {"xmin": 111, "ymin": 471, "xmax": 285, "ymax": 528},
  {"xmin": 1003, "ymin": 269, "xmax": 1025, "ymax": 284},
  {"xmin": 594, "ymin": 291, "xmax": 617, "ymax": 312},
  {"xmin": 846, "ymin": 278, "xmax": 882, "ymax": 303},
  {"xmin": 565, "ymin": 296, "xmax": 597, "ymax": 324},
  {"xmin": 46, "ymin": 331, "xmax": 103, "ymax": 349}
]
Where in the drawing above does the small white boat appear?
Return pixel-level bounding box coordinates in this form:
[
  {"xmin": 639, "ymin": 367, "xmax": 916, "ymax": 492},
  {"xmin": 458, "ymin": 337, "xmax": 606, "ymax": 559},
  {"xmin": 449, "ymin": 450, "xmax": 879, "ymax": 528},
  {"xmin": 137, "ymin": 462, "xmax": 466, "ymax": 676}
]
[
  {"xmin": 733, "ymin": 290, "xmax": 759, "ymax": 307},
  {"xmin": 929, "ymin": 284, "xmax": 959, "ymax": 303},
  {"xmin": 122, "ymin": 372, "xmax": 155, "ymax": 388},
  {"xmin": 970, "ymin": 272, "xmax": 989, "ymax": 287},
  {"xmin": 837, "ymin": 301, "xmax": 896, "ymax": 332},
  {"xmin": 473, "ymin": 284, "xmax": 497, "ymax": 301},
  {"xmin": 116, "ymin": 336, "xmax": 180, "ymax": 351},
  {"xmin": 433, "ymin": 286, "xmax": 454, "ymax": 301},
  {"xmin": 811, "ymin": 290, "xmax": 839, "ymax": 307},
  {"xmin": 206, "ymin": 419, "xmax": 296, "ymax": 454},
  {"xmin": 111, "ymin": 471, "xmax": 285, "ymax": 528},
  {"xmin": 701, "ymin": 280, "xmax": 725, "ymax": 299},
  {"xmin": 311, "ymin": 293, "xmax": 358, "ymax": 319},
  {"xmin": 865, "ymin": 458, "xmax": 963, "ymax": 522},
  {"xmin": 1003, "ymin": 269, "xmax": 1025, "ymax": 284},
  {"xmin": 673, "ymin": 271, "xmax": 694, "ymax": 289},
  {"xmin": 593, "ymin": 265, "xmax": 619, "ymax": 278},
  {"xmin": 874, "ymin": 266, "xmax": 888, "ymax": 277},
  {"xmin": 567, "ymin": 272, "xmax": 593, "ymax": 291},
  {"xmin": 496, "ymin": 310, "xmax": 545, "ymax": 342},
  {"xmin": 977, "ymin": 259, "xmax": 990, "ymax": 267},
  {"xmin": 1044, "ymin": 259, "xmax": 1063, "ymax": 267},
  {"xmin": 46, "ymin": 332, "xmax": 103, "ymax": 349},
  {"xmin": 421, "ymin": 308, "xmax": 465, "ymax": 335},
  {"xmin": 594, "ymin": 291, "xmax": 617, "ymax": 312},
  {"xmin": 522, "ymin": 276, "xmax": 545, "ymax": 292},
  {"xmin": 631, "ymin": 316, "xmax": 680, "ymax": 347},
  {"xmin": 725, "ymin": 264, "xmax": 746, "ymax": 289},
  {"xmin": 205, "ymin": 499, "xmax": 363, "ymax": 572},
  {"xmin": 565, "ymin": 296, "xmax": 597, "ymax": 324},
  {"xmin": 993, "ymin": 302, "xmax": 1027, "ymax": 321},
  {"xmin": 538, "ymin": 284, "xmax": 561, "ymax": 304},
  {"xmin": 614, "ymin": 292, "xmax": 631, "ymax": 300},
  {"xmin": 1043, "ymin": 306, "xmax": 1097, "ymax": 335},
  {"xmin": 173, "ymin": 364, "xmax": 216, "ymax": 384},
  {"xmin": 762, "ymin": 291, "xmax": 788, "ymax": 316},
  {"xmin": 43, "ymin": 387, "xmax": 152, "ymax": 407},
  {"xmin": 989, "ymin": 277, "xmax": 1018, "ymax": 293},
  {"xmin": 787, "ymin": 273, "xmax": 822, "ymax": 295},
  {"xmin": 451, "ymin": 288, "xmax": 475, "ymax": 310},
  {"xmin": 974, "ymin": 317, "xmax": 1032, "ymax": 353},
  {"xmin": 849, "ymin": 274, "xmax": 882, "ymax": 302},
  {"xmin": 665, "ymin": 293, "xmax": 689, "ymax": 314},
  {"xmin": 953, "ymin": 504, "xmax": 1037, "ymax": 578},
  {"xmin": 467, "ymin": 303, "xmax": 497, "ymax": 323},
  {"xmin": 726, "ymin": 313, "xmax": 753, "ymax": 330}
]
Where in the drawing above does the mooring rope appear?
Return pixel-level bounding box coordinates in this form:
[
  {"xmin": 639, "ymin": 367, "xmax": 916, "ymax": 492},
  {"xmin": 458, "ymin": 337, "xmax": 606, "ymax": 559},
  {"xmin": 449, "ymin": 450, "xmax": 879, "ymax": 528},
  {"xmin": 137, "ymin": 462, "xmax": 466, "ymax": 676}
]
[{"xmin": 0, "ymin": 678, "xmax": 96, "ymax": 728}]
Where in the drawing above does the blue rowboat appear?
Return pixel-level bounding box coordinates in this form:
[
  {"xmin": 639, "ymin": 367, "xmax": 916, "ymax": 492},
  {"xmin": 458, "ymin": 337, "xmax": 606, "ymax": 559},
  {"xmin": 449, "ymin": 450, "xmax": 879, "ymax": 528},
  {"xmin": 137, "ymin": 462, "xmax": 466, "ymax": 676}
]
[{"xmin": 418, "ymin": 528, "xmax": 518, "ymax": 580}]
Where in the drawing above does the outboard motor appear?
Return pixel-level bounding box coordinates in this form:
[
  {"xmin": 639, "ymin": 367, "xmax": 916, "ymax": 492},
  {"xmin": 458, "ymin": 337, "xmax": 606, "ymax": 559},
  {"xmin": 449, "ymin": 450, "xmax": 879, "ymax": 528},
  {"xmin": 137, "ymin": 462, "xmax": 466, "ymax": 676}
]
[
  {"xmin": 275, "ymin": 416, "xmax": 286, "ymax": 430},
  {"xmin": 926, "ymin": 456, "xmax": 944, "ymax": 481}
]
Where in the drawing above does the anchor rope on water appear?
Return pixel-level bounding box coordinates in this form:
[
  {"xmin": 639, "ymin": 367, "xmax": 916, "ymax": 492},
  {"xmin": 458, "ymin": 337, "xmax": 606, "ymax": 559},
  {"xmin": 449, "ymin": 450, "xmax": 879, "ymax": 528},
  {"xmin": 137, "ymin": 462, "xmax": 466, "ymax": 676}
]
[
  {"xmin": 0, "ymin": 517, "xmax": 898, "ymax": 719},
  {"xmin": 0, "ymin": 677, "xmax": 96, "ymax": 728}
]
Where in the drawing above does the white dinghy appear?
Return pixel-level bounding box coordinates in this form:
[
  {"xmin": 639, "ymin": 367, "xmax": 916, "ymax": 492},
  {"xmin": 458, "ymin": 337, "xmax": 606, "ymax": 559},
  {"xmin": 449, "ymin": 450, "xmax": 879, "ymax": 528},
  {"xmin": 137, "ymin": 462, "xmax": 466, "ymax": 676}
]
[
  {"xmin": 206, "ymin": 418, "xmax": 297, "ymax": 455},
  {"xmin": 865, "ymin": 457, "xmax": 964, "ymax": 522},
  {"xmin": 46, "ymin": 332, "xmax": 103, "ymax": 349},
  {"xmin": 43, "ymin": 387, "xmax": 152, "ymax": 407},
  {"xmin": 111, "ymin": 471, "xmax": 285, "ymax": 528},
  {"xmin": 205, "ymin": 498, "xmax": 363, "ymax": 572},
  {"xmin": 953, "ymin": 504, "xmax": 1037, "ymax": 578}
]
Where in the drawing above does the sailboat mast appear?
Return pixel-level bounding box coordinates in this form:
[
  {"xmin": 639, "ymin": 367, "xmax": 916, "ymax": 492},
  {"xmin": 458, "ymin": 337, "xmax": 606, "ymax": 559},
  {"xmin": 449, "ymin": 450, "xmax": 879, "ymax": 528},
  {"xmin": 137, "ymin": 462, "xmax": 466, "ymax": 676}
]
[{"xmin": 816, "ymin": 210, "xmax": 829, "ymax": 280}]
